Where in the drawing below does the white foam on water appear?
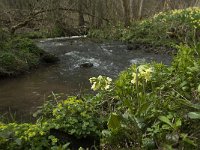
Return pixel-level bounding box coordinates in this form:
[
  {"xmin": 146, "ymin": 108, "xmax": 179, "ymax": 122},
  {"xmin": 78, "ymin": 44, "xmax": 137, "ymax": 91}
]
[
  {"xmin": 64, "ymin": 51, "xmax": 80, "ymax": 57},
  {"xmin": 39, "ymin": 35, "xmax": 87, "ymax": 43},
  {"xmin": 130, "ymin": 58, "xmax": 146, "ymax": 64},
  {"xmin": 55, "ymin": 43, "xmax": 64, "ymax": 46},
  {"xmin": 101, "ymin": 46, "xmax": 113, "ymax": 55}
]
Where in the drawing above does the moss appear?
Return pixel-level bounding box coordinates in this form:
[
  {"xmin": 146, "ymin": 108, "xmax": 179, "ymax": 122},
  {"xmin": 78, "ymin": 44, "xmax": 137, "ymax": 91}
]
[
  {"xmin": 0, "ymin": 52, "xmax": 28, "ymax": 74},
  {"xmin": 6, "ymin": 37, "xmax": 44, "ymax": 56},
  {"xmin": 0, "ymin": 36, "xmax": 58, "ymax": 77}
]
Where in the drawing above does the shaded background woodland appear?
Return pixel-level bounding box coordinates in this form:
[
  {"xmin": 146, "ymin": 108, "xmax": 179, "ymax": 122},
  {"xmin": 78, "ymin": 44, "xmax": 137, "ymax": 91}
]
[{"xmin": 0, "ymin": 0, "xmax": 200, "ymax": 36}]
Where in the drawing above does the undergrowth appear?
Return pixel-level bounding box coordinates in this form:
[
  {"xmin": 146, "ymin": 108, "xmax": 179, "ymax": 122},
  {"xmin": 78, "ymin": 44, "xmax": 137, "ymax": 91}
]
[
  {"xmin": 88, "ymin": 7, "xmax": 200, "ymax": 46},
  {"xmin": 0, "ymin": 35, "xmax": 58, "ymax": 77},
  {"xmin": 0, "ymin": 37, "xmax": 43, "ymax": 76},
  {"xmin": 0, "ymin": 43, "xmax": 199, "ymax": 149}
]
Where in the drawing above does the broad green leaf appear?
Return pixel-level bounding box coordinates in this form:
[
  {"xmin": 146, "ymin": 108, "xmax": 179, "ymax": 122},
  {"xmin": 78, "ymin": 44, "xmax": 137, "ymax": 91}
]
[
  {"xmin": 175, "ymin": 119, "xmax": 182, "ymax": 127},
  {"xmin": 162, "ymin": 124, "xmax": 171, "ymax": 130},
  {"xmin": 158, "ymin": 116, "xmax": 173, "ymax": 127},
  {"xmin": 198, "ymin": 85, "xmax": 200, "ymax": 93},
  {"xmin": 108, "ymin": 113, "xmax": 121, "ymax": 130},
  {"xmin": 188, "ymin": 112, "xmax": 200, "ymax": 119}
]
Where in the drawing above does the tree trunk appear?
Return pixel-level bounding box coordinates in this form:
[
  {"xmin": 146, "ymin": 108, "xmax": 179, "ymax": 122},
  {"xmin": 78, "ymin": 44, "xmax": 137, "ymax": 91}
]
[
  {"xmin": 122, "ymin": 0, "xmax": 131, "ymax": 26},
  {"xmin": 138, "ymin": 0, "xmax": 144, "ymax": 19},
  {"xmin": 91, "ymin": 0, "xmax": 96, "ymax": 26},
  {"xmin": 96, "ymin": 0, "xmax": 104, "ymax": 27},
  {"xmin": 194, "ymin": 0, "xmax": 200, "ymax": 6},
  {"xmin": 78, "ymin": 0, "xmax": 85, "ymax": 26}
]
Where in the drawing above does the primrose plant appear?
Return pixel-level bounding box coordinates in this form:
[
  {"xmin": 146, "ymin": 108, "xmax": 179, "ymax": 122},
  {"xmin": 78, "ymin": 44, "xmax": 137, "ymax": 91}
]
[
  {"xmin": 89, "ymin": 75, "xmax": 112, "ymax": 91},
  {"xmin": 131, "ymin": 64, "xmax": 154, "ymax": 85}
]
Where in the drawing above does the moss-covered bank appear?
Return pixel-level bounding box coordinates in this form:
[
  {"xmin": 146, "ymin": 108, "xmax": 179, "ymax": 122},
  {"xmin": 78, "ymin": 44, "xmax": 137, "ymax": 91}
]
[{"xmin": 0, "ymin": 36, "xmax": 59, "ymax": 77}]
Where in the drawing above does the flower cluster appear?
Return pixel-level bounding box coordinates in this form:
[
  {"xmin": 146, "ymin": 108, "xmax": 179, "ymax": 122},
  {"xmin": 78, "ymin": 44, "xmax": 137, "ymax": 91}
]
[
  {"xmin": 89, "ymin": 75, "xmax": 112, "ymax": 91},
  {"xmin": 131, "ymin": 65, "xmax": 153, "ymax": 85},
  {"xmin": 152, "ymin": 7, "xmax": 200, "ymax": 29}
]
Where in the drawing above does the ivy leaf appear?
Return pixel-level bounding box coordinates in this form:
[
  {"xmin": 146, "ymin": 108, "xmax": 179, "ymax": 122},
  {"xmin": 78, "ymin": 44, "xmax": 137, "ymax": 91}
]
[
  {"xmin": 108, "ymin": 113, "xmax": 121, "ymax": 130},
  {"xmin": 188, "ymin": 112, "xmax": 200, "ymax": 119}
]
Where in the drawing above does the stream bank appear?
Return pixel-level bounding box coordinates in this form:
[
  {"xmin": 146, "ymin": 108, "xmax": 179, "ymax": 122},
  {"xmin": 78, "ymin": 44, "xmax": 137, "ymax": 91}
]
[
  {"xmin": 0, "ymin": 37, "xmax": 59, "ymax": 78},
  {"xmin": 0, "ymin": 37, "xmax": 172, "ymax": 121}
]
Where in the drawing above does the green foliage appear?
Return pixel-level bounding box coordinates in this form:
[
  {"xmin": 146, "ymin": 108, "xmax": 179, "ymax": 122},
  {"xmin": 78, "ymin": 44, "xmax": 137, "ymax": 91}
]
[
  {"xmin": 0, "ymin": 37, "xmax": 46, "ymax": 76},
  {"xmin": 88, "ymin": 23, "xmax": 128, "ymax": 41},
  {"xmin": 0, "ymin": 52, "xmax": 28, "ymax": 72},
  {"xmin": 19, "ymin": 31, "xmax": 46, "ymax": 39},
  {"xmin": 39, "ymin": 96, "xmax": 103, "ymax": 138},
  {"xmin": 0, "ymin": 96, "xmax": 103, "ymax": 149},
  {"xmin": 90, "ymin": 44, "xmax": 200, "ymax": 149},
  {"xmin": 1, "ymin": 9, "xmax": 200, "ymax": 149},
  {"xmin": 0, "ymin": 122, "xmax": 70, "ymax": 150},
  {"xmin": 5, "ymin": 37, "xmax": 43, "ymax": 56},
  {"xmin": 89, "ymin": 7, "xmax": 200, "ymax": 46},
  {"xmin": 88, "ymin": 15, "xmax": 200, "ymax": 149},
  {"xmin": 0, "ymin": 44, "xmax": 199, "ymax": 149}
]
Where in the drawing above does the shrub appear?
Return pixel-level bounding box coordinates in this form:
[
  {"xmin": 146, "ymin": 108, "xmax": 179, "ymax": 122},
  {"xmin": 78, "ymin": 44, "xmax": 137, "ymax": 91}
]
[
  {"xmin": 0, "ymin": 37, "xmax": 49, "ymax": 76},
  {"xmin": 6, "ymin": 37, "xmax": 43, "ymax": 56},
  {"xmin": 0, "ymin": 52, "xmax": 28, "ymax": 73},
  {"xmin": 38, "ymin": 96, "xmax": 103, "ymax": 138}
]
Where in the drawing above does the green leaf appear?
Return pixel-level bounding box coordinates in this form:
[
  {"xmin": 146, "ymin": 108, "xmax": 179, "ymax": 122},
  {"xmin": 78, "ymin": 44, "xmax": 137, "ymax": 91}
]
[
  {"xmin": 180, "ymin": 81, "xmax": 187, "ymax": 87},
  {"xmin": 188, "ymin": 112, "xmax": 200, "ymax": 119},
  {"xmin": 178, "ymin": 99, "xmax": 200, "ymax": 110},
  {"xmin": 108, "ymin": 113, "xmax": 121, "ymax": 130},
  {"xmin": 175, "ymin": 119, "xmax": 182, "ymax": 127},
  {"xmin": 137, "ymin": 102, "xmax": 151, "ymax": 115},
  {"xmin": 198, "ymin": 85, "xmax": 200, "ymax": 93},
  {"xmin": 158, "ymin": 116, "xmax": 173, "ymax": 127},
  {"xmin": 162, "ymin": 124, "xmax": 171, "ymax": 130},
  {"xmin": 180, "ymin": 133, "xmax": 197, "ymax": 146},
  {"xmin": 123, "ymin": 99, "xmax": 132, "ymax": 109}
]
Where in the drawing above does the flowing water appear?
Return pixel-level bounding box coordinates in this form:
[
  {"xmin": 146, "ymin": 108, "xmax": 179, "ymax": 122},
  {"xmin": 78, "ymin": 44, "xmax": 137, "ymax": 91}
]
[{"xmin": 0, "ymin": 37, "xmax": 172, "ymax": 121}]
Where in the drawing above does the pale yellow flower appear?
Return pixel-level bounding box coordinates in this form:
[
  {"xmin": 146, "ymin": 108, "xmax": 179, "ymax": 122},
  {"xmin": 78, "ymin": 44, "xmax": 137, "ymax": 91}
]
[{"xmin": 131, "ymin": 72, "xmax": 137, "ymax": 84}]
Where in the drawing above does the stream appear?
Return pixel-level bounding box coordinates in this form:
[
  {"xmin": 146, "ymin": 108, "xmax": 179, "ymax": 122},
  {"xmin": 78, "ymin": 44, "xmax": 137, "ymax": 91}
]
[{"xmin": 0, "ymin": 37, "xmax": 172, "ymax": 121}]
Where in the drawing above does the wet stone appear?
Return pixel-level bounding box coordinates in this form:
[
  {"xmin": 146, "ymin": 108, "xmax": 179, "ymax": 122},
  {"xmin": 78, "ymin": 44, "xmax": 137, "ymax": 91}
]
[
  {"xmin": 80, "ymin": 62, "xmax": 93, "ymax": 68},
  {"xmin": 41, "ymin": 53, "xmax": 60, "ymax": 63},
  {"xmin": 127, "ymin": 44, "xmax": 140, "ymax": 50}
]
